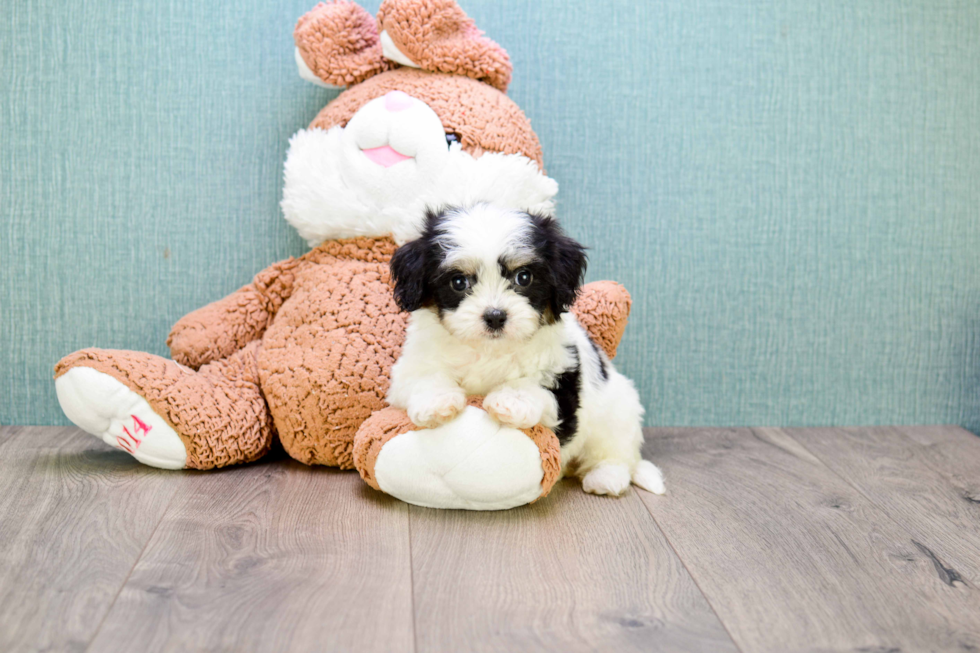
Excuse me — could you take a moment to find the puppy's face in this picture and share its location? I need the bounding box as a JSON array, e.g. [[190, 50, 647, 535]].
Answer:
[[391, 205, 587, 345]]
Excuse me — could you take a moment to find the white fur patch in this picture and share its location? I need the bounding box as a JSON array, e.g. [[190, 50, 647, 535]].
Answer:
[[631, 459, 667, 495], [484, 386, 546, 429], [281, 96, 558, 246], [406, 381, 466, 428], [435, 205, 536, 268], [582, 463, 632, 496], [388, 309, 572, 401]]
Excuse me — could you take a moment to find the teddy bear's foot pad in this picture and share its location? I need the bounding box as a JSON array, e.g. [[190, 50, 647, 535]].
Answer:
[[373, 406, 546, 511], [55, 367, 187, 469]]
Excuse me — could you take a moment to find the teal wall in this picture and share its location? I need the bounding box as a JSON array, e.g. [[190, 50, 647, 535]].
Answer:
[[3, 1, 979, 429]]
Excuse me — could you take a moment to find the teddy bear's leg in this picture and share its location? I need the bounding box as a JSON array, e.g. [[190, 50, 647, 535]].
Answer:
[[54, 341, 274, 470], [353, 399, 561, 510]]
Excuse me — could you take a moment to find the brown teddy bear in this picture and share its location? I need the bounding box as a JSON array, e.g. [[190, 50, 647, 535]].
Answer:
[[54, 0, 632, 510]]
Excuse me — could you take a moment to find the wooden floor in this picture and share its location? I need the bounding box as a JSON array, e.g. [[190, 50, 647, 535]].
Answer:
[[1, 426, 979, 652]]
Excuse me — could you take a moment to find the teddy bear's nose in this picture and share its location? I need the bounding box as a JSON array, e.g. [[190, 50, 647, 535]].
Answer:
[[384, 91, 414, 112]]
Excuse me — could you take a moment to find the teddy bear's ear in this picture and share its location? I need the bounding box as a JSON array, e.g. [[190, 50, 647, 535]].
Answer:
[[294, 1, 389, 88], [377, 0, 513, 92]]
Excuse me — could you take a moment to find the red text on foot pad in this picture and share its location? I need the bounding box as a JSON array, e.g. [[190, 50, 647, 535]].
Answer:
[[117, 414, 152, 453]]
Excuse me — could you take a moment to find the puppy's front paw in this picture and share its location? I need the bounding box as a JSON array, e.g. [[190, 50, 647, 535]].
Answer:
[[582, 463, 632, 497], [484, 388, 543, 429], [408, 390, 466, 428]]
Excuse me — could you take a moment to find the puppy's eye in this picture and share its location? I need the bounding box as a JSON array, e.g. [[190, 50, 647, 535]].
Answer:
[[445, 132, 461, 149], [450, 275, 469, 292], [514, 269, 533, 287]]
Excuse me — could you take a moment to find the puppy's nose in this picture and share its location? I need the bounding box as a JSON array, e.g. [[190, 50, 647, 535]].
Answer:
[[483, 308, 507, 331], [384, 91, 413, 112]]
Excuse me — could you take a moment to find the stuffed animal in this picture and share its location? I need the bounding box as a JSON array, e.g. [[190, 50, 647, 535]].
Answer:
[[54, 0, 632, 510]]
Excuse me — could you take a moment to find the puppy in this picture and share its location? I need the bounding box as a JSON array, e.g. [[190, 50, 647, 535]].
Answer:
[[386, 204, 665, 497]]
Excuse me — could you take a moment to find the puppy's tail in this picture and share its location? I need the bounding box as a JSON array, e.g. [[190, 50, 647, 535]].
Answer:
[[631, 459, 666, 495]]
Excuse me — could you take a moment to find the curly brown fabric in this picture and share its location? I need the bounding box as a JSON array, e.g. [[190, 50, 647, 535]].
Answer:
[[571, 281, 632, 360], [54, 342, 275, 470], [310, 69, 543, 170], [523, 425, 562, 500], [258, 236, 407, 469], [294, 1, 389, 87], [167, 257, 305, 370], [378, 0, 512, 92], [352, 398, 562, 500]]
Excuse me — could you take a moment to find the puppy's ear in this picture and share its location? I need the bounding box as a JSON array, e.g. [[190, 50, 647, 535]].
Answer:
[[390, 237, 429, 312], [532, 214, 588, 317]]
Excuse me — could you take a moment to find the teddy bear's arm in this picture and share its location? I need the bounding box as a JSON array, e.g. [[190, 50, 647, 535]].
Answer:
[[572, 281, 632, 360], [167, 258, 304, 369]]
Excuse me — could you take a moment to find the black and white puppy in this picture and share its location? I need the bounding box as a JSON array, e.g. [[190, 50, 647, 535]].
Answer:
[[387, 204, 665, 496]]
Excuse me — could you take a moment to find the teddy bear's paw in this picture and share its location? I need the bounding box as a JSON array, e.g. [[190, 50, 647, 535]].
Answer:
[[407, 389, 466, 428], [371, 406, 546, 510], [631, 459, 667, 495], [582, 463, 632, 497], [484, 388, 543, 429], [55, 367, 187, 470]]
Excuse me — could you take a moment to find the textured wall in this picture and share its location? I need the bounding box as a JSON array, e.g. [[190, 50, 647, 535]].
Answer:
[[2, 0, 979, 429]]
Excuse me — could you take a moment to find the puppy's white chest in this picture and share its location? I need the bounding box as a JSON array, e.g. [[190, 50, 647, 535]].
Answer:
[[453, 351, 526, 395], [449, 337, 570, 396]]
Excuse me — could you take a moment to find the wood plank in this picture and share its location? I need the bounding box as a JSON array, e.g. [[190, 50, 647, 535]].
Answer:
[[639, 427, 980, 653], [893, 425, 980, 481], [0, 426, 184, 652], [781, 426, 980, 586], [88, 458, 414, 653], [0, 424, 27, 454], [409, 481, 738, 653]]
